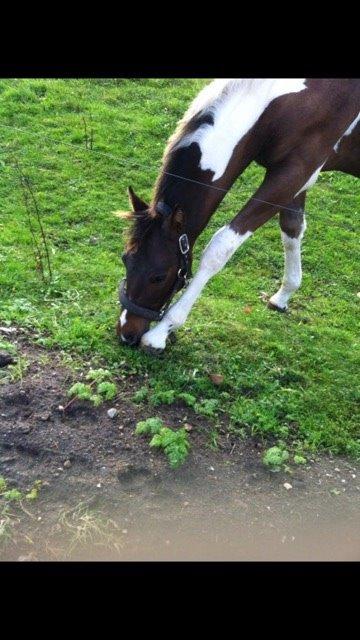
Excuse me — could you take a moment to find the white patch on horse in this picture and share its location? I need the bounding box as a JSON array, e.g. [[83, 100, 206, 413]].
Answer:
[[344, 111, 360, 137], [120, 309, 127, 327], [269, 217, 307, 310], [174, 79, 307, 181], [141, 226, 252, 351], [295, 164, 325, 197], [334, 111, 360, 152]]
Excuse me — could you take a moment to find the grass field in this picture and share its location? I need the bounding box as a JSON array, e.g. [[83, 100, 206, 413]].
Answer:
[[0, 78, 359, 458]]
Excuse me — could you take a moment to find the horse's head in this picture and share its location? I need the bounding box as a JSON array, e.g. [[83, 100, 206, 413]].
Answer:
[[117, 187, 190, 346]]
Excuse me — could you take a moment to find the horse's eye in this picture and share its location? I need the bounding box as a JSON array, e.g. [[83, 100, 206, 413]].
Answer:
[[149, 273, 166, 284]]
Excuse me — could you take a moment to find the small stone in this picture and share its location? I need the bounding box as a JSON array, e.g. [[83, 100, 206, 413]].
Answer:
[[107, 408, 118, 419], [0, 326, 16, 334], [209, 466, 215, 472], [283, 482, 293, 490], [18, 555, 33, 562], [89, 236, 99, 245], [351, 474, 356, 479], [40, 412, 51, 421], [341, 479, 346, 484], [37, 516, 42, 521], [334, 467, 340, 472], [184, 423, 193, 431], [96, 483, 101, 488], [21, 426, 31, 434], [63, 460, 71, 469], [58, 405, 64, 412], [122, 529, 128, 534], [183, 501, 189, 507]]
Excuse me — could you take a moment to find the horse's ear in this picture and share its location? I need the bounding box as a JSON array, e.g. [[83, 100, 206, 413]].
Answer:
[[162, 207, 186, 236], [128, 186, 149, 212]]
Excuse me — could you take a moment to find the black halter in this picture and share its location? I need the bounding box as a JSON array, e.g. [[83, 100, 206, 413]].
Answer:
[[119, 201, 191, 322]]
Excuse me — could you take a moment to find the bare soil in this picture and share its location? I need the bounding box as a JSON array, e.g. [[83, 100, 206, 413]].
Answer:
[[1, 336, 359, 561]]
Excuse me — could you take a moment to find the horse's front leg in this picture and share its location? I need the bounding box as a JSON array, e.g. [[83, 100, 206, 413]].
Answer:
[[141, 227, 252, 353], [141, 159, 319, 353]]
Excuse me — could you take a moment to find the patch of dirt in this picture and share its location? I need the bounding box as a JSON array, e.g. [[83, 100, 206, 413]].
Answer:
[[0, 334, 359, 561]]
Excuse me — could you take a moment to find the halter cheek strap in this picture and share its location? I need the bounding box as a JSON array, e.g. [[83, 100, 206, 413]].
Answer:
[[119, 280, 165, 321]]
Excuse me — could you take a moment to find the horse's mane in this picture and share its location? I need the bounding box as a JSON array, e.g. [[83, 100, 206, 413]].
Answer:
[[115, 80, 231, 250], [115, 208, 159, 253]]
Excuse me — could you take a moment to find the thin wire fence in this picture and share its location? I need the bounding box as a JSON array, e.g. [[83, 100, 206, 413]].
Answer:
[[0, 80, 359, 222]]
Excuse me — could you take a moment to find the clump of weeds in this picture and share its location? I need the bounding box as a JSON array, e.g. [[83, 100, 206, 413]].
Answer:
[[0, 477, 42, 548], [134, 417, 190, 468], [66, 368, 117, 409], [262, 446, 290, 471]]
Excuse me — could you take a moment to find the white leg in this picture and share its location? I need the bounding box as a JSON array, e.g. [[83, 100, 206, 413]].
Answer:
[[269, 216, 307, 311], [141, 225, 252, 351]]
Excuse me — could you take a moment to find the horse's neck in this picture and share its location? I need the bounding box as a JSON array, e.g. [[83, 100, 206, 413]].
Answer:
[[153, 153, 250, 247]]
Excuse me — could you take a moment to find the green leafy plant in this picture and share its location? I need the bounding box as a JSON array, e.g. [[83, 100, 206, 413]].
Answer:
[[135, 417, 164, 435], [150, 427, 190, 469], [150, 389, 176, 406], [263, 446, 290, 471], [2, 489, 22, 502], [294, 454, 307, 465], [134, 418, 190, 468], [132, 386, 149, 403], [25, 480, 43, 501], [177, 392, 196, 407], [68, 382, 93, 401], [0, 477, 42, 503], [194, 398, 219, 417], [67, 369, 117, 407], [86, 368, 112, 383], [97, 381, 117, 400]]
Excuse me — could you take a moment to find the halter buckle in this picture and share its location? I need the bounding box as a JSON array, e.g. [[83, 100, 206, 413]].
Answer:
[[179, 233, 189, 255]]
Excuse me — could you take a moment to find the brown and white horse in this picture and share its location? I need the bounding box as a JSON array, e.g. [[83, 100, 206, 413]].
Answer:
[[117, 79, 360, 353]]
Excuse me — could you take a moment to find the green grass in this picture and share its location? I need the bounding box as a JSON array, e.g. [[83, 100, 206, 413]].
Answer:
[[0, 79, 359, 457]]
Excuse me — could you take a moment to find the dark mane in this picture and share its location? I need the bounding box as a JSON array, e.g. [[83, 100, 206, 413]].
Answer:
[[126, 209, 159, 253], [123, 108, 216, 253]]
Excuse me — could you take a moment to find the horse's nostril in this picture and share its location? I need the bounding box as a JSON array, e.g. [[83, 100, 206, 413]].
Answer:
[[122, 333, 139, 346]]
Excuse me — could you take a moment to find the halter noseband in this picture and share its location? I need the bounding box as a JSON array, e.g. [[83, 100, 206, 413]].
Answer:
[[119, 201, 191, 322]]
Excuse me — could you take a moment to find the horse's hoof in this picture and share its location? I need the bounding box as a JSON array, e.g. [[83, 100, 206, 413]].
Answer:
[[168, 333, 177, 344], [267, 301, 287, 313], [141, 344, 165, 357]]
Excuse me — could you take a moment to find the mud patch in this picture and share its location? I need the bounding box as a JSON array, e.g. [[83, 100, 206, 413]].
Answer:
[[0, 336, 359, 561]]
